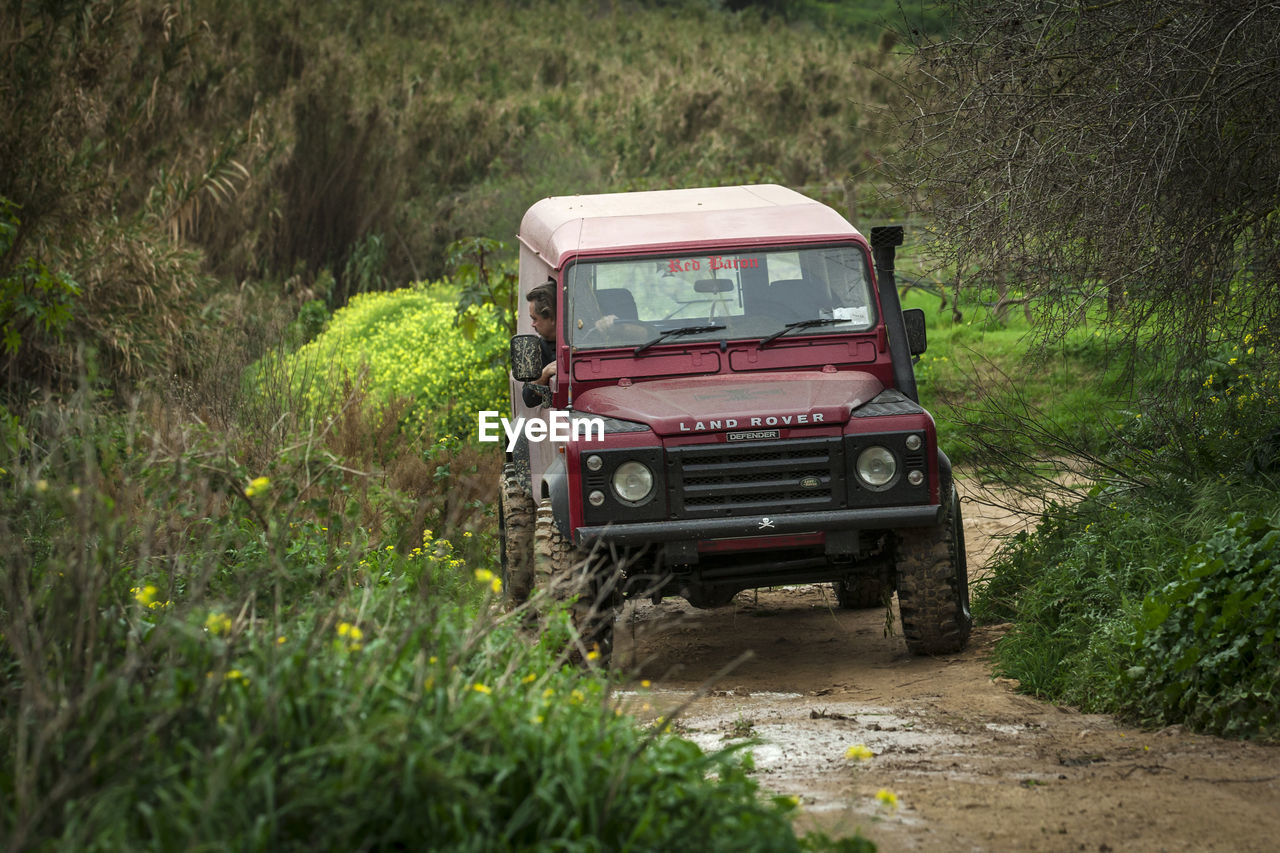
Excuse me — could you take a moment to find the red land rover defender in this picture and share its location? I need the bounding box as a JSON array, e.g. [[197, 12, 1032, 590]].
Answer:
[[499, 185, 970, 661]]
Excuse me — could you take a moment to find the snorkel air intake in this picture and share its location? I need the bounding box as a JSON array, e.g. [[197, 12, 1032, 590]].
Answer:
[[871, 225, 918, 403]]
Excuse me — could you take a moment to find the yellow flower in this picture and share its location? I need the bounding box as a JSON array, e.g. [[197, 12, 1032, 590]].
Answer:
[[640, 679, 651, 688], [875, 789, 898, 810], [225, 669, 250, 686], [204, 611, 232, 635], [475, 568, 502, 593], [132, 585, 158, 607], [337, 622, 363, 641], [277, 635, 287, 645], [463, 531, 473, 538], [522, 673, 538, 684], [244, 476, 271, 498], [472, 683, 492, 694], [845, 744, 875, 761]]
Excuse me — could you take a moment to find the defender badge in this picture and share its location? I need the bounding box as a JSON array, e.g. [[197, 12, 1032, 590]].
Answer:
[[727, 429, 780, 442], [758, 517, 775, 529]]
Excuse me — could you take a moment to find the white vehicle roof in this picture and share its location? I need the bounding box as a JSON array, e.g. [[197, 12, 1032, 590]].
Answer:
[[518, 184, 861, 268]]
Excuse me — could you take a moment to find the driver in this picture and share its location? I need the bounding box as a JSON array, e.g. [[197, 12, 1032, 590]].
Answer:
[[523, 281, 557, 408]]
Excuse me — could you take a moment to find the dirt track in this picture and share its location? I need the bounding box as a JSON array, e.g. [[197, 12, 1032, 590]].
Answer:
[[613, 492, 1280, 851]]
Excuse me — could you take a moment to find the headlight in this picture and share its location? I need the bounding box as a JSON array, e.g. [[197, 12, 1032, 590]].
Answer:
[[856, 446, 897, 487], [612, 461, 654, 503]]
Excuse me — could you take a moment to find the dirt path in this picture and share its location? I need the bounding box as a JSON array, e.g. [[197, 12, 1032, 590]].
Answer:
[[613, 493, 1280, 851]]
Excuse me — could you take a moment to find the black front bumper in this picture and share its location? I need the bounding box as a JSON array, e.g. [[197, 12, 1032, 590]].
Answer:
[[575, 503, 942, 547]]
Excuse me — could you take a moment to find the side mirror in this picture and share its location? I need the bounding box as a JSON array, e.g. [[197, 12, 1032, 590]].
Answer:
[[903, 308, 927, 356], [510, 334, 544, 382]]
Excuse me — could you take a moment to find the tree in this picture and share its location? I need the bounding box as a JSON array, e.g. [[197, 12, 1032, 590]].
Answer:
[[893, 0, 1280, 366]]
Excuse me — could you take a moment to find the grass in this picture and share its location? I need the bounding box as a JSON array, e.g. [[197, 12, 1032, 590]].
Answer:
[[900, 274, 1141, 469]]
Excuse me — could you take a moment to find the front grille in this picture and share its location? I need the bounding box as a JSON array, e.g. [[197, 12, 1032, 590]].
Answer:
[[667, 438, 845, 517]]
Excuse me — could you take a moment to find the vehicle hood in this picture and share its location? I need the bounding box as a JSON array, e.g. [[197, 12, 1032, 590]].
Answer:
[[573, 371, 884, 436]]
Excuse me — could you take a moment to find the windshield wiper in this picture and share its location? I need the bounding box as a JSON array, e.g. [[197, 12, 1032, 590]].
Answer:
[[757, 317, 846, 349], [633, 324, 726, 356]]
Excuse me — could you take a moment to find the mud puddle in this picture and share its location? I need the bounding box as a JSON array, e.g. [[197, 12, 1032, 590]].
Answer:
[[612, 492, 1280, 851]]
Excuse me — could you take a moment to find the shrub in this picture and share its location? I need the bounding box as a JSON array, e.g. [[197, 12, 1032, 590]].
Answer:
[[272, 284, 508, 443], [1128, 512, 1280, 738]]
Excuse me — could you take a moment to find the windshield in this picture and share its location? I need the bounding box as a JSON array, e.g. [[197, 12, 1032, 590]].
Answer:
[[566, 245, 876, 350]]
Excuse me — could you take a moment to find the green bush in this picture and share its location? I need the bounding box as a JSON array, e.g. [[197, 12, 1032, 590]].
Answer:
[[273, 284, 508, 442], [1128, 512, 1280, 738], [0, 198, 80, 359]]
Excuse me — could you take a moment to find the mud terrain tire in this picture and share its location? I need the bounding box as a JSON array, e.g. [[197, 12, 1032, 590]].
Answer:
[[833, 576, 887, 609], [533, 499, 615, 665], [895, 488, 971, 655], [498, 464, 536, 603]]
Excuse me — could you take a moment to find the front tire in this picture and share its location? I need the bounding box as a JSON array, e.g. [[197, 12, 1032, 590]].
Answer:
[[895, 487, 971, 655], [498, 464, 535, 603]]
